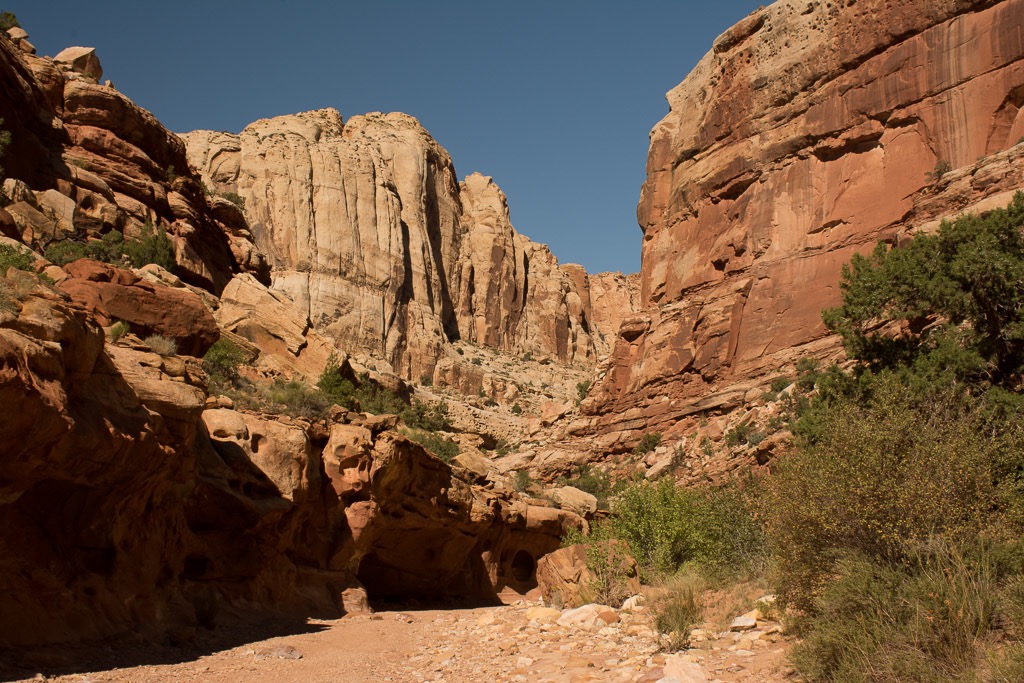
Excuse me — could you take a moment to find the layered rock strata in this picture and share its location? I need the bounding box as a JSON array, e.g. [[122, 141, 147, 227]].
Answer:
[[183, 112, 628, 380], [0, 30, 266, 292], [574, 0, 1024, 450], [0, 265, 584, 645]]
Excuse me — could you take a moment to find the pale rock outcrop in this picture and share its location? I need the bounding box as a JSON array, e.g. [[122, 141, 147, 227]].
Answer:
[[53, 46, 102, 80], [578, 0, 1024, 451], [184, 112, 625, 380]]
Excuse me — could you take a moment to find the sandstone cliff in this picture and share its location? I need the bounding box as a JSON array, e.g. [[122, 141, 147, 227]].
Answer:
[[0, 31, 266, 291], [183, 112, 628, 381], [572, 0, 1024, 453]]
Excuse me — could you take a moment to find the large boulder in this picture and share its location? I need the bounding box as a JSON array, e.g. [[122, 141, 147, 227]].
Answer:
[[59, 259, 219, 356], [53, 46, 102, 80], [536, 541, 640, 608]]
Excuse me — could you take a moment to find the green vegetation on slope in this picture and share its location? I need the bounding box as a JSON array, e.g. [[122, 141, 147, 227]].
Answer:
[[565, 195, 1024, 679]]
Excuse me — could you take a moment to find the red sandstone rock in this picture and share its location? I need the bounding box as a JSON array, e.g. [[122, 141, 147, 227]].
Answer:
[[59, 259, 219, 356], [579, 0, 1024, 453]]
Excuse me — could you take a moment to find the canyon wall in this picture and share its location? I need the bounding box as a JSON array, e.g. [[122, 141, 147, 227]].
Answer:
[[184, 113, 626, 381], [0, 33, 266, 292], [572, 0, 1024, 450]]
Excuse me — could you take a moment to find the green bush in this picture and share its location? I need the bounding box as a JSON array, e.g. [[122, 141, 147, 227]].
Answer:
[[0, 243, 33, 273], [653, 573, 705, 651], [511, 402, 523, 415], [45, 223, 175, 272], [561, 524, 638, 607], [108, 320, 130, 343], [723, 422, 753, 447], [608, 479, 763, 578], [0, 11, 19, 32], [632, 432, 662, 456], [823, 192, 1024, 389], [576, 380, 591, 403], [766, 375, 1019, 615], [264, 379, 332, 421], [221, 192, 245, 209], [124, 221, 175, 271], [407, 431, 459, 463], [792, 542, 1004, 682], [203, 338, 247, 385], [513, 469, 535, 493], [409, 400, 451, 431], [316, 353, 356, 408]]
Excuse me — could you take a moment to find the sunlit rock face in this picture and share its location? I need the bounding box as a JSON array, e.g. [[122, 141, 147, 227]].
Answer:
[[184, 112, 630, 380], [575, 0, 1024, 446]]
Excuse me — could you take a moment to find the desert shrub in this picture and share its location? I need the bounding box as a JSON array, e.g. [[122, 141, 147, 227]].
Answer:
[[419, 373, 432, 386], [401, 399, 451, 431], [0, 12, 19, 32], [264, 379, 331, 421], [144, 334, 177, 356], [408, 431, 459, 463], [511, 402, 523, 415], [576, 380, 590, 403], [723, 422, 753, 447], [653, 572, 705, 651], [316, 352, 356, 408], [823, 192, 1024, 389], [203, 338, 247, 385], [124, 221, 175, 271], [0, 243, 33, 273], [221, 192, 245, 209], [513, 469, 535, 493], [765, 377, 1015, 614], [632, 431, 662, 456], [609, 479, 763, 578], [792, 541, 1004, 682], [769, 375, 792, 393], [44, 224, 175, 271], [926, 159, 953, 183], [43, 240, 90, 266], [107, 320, 130, 343], [562, 524, 638, 608]]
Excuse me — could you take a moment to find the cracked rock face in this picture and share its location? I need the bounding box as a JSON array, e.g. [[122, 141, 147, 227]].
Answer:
[[576, 0, 1024, 447], [183, 112, 625, 380]]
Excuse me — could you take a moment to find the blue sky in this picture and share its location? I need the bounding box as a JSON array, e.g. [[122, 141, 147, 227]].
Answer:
[[8, 0, 762, 274]]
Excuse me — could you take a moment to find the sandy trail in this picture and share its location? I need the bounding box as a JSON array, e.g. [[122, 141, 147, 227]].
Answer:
[[0, 603, 792, 683]]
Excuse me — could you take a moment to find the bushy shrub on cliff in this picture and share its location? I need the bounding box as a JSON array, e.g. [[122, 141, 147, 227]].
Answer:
[[0, 243, 33, 273], [44, 222, 176, 272], [766, 194, 1024, 680], [0, 11, 19, 32]]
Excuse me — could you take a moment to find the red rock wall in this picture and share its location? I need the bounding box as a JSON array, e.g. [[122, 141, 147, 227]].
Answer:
[[576, 0, 1024, 448], [0, 33, 265, 292]]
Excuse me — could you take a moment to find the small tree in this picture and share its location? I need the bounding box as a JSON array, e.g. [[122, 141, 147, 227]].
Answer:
[[0, 12, 19, 33], [823, 192, 1024, 389]]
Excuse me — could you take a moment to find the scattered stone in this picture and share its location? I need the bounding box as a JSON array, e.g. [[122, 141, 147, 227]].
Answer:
[[253, 645, 302, 661]]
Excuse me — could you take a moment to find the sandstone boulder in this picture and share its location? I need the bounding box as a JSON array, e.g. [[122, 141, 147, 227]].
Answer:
[[54, 46, 102, 80], [59, 259, 219, 356], [536, 542, 640, 609], [548, 485, 598, 517]]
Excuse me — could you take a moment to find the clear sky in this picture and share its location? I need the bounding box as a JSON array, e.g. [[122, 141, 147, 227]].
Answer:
[[7, 0, 762, 275]]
